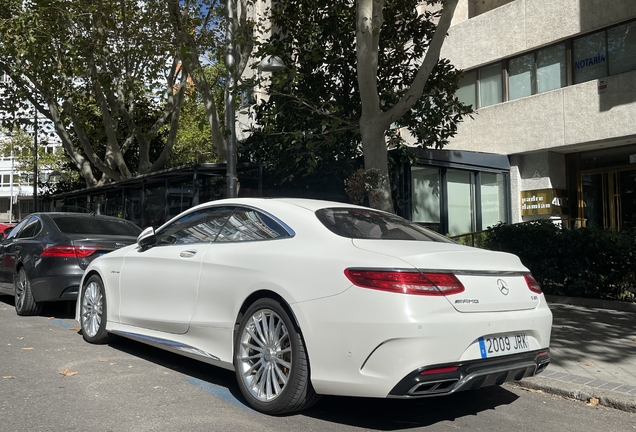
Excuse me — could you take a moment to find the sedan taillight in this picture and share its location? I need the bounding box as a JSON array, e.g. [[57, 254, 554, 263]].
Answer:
[[524, 274, 542, 294], [344, 269, 465, 296], [40, 246, 100, 258]]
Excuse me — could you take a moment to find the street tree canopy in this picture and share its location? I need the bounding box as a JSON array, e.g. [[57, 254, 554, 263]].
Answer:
[[168, 0, 258, 164], [0, 0, 190, 187], [243, 0, 470, 210]]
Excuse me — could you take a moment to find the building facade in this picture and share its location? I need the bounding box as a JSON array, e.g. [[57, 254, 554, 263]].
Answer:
[[409, 0, 636, 234]]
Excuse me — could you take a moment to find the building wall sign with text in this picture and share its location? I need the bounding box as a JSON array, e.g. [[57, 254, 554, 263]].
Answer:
[[520, 189, 567, 216]]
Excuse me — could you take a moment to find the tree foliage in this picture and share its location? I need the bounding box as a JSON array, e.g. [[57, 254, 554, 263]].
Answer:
[[168, 0, 258, 164], [0, 127, 65, 174], [169, 64, 227, 167], [242, 0, 470, 207], [0, 0, 193, 187]]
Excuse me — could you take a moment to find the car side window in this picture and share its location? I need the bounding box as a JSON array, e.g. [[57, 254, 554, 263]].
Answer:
[[155, 207, 234, 245], [4, 218, 30, 241], [15, 218, 41, 239], [216, 207, 291, 242]]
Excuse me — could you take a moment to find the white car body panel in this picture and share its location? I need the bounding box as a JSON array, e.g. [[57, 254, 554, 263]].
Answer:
[[119, 243, 211, 334], [76, 197, 552, 401]]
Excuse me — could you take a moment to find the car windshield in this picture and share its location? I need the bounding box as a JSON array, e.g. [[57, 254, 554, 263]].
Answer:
[[50, 215, 142, 236], [315, 208, 454, 243]]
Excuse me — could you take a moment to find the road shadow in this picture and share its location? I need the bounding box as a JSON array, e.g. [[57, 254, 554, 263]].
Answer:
[[0, 294, 76, 319], [107, 334, 519, 429], [302, 386, 519, 430]]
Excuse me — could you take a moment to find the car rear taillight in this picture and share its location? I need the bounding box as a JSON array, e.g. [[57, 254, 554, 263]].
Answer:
[[524, 274, 542, 294], [344, 269, 465, 296], [40, 245, 100, 258]]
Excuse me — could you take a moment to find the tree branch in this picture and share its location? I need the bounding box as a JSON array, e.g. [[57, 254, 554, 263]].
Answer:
[[384, 0, 459, 124]]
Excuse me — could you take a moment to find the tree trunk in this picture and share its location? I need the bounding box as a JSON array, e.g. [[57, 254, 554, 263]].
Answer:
[[356, 0, 459, 213], [360, 120, 393, 212]]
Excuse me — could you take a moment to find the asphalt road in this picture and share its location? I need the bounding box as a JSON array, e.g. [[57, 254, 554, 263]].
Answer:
[[1, 295, 635, 432]]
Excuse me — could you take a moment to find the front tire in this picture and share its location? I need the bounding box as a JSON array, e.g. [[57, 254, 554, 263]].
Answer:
[[234, 298, 319, 414], [80, 275, 112, 344], [14, 267, 42, 316]]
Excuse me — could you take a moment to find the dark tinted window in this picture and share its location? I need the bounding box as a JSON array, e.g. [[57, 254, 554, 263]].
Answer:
[[51, 216, 141, 236], [216, 207, 291, 242], [156, 207, 234, 245], [5, 218, 31, 240], [316, 208, 454, 243], [16, 218, 42, 239]]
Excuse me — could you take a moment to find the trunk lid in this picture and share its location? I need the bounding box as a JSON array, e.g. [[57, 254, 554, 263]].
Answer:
[[351, 239, 541, 312], [69, 235, 137, 270]]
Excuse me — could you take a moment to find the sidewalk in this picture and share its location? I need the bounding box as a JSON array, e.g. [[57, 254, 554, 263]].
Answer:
[[516, 295, 636, 412]]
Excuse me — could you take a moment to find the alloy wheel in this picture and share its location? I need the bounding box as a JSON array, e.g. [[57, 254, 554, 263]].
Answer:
[[15, 270, 27, 311], [237, 309, 292, 402], [82, 281, 103, 338]]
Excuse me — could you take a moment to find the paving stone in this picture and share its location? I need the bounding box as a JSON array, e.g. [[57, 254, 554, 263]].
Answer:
[[613, 385, 636, 393], [586, 379, 609, 388], [559, 374, 579, 382], [572, 376, 594, 384], [599, 382, 623, 390]]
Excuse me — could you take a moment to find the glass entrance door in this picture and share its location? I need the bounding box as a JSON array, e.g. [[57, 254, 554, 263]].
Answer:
[[619, 170, 636, 230], [581, 168, 636, 230]]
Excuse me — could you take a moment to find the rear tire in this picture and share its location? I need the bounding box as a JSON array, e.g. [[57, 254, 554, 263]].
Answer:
[[14, 267, 42, 316], [234, 298, 320, 414], [80, 275, 112, 344]]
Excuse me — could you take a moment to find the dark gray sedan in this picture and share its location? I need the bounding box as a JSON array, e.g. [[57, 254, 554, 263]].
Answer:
[[0, 212, 141, 316]]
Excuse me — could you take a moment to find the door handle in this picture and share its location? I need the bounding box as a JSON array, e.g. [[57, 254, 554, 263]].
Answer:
[[179, 250, 197, 258]]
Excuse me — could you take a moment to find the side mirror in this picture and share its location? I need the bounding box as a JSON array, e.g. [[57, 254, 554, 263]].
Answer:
[[137, 227, 156, 249]]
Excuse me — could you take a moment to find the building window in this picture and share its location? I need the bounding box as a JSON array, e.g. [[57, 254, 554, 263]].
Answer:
[[508, 43, 566, 101], [509, 54, 535, 100], [238, 85, 256, 108], [410, 166, 508, 236], [447, 169, 475, 236], [411, 166, 441, 231], [456, 64, 503, 109], [456, 20, 636, 108], [608, 21, 636, 76], [573, 31, 607, 84], [456, 71, 477, 108], [479, 63, 503, 107], [536, 43, 567, 93], [480, 172, 507, 229]]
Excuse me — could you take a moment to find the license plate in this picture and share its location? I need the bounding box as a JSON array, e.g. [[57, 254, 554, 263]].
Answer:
[[478, 333, 529, 358]]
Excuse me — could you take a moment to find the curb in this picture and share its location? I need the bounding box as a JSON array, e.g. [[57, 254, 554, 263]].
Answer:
[[511, 376, 636, 413]]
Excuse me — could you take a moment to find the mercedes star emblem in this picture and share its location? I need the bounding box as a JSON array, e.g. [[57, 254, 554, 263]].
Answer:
[[497, 279, 509, 295]]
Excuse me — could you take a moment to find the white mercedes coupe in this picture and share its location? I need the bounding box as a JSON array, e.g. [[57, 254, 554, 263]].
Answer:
[[76, 198, 552, 414]]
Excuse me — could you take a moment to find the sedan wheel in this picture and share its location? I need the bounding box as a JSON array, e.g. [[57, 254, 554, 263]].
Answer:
[[80, 275, 111, 344], [14, 267, 42, 316], [234, 298, 319, 414]]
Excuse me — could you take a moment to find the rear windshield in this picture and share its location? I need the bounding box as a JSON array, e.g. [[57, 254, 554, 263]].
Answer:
[[51, 215, 142, 236], [315, 208, 454, 243]]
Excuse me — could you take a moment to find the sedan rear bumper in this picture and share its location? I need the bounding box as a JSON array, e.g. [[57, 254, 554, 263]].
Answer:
[[31, 274, 81, 302], [388, 349, 550, 398]]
